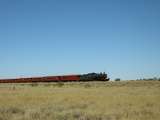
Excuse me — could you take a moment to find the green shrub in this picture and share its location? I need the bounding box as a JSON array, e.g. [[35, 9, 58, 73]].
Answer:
[[115, 78, 121, 81], [30, 83, 38, 87], [56, 82, 64, 87]]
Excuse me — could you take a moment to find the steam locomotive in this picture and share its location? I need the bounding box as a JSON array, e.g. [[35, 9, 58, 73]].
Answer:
[[0, 72, 109, 83]]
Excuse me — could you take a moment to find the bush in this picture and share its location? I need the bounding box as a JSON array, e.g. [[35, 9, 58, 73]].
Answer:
[[56, 82, 64, 87], [84, 83, 91, 88], [115, 78, 121, 81], [30, 83, 38, 87]]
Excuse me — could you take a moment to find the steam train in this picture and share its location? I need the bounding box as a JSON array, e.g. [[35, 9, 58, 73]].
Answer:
[[0, 73, 109, 83]]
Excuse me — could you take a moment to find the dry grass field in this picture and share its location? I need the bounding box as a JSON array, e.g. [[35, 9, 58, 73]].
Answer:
[[0, 81, 159, 120]]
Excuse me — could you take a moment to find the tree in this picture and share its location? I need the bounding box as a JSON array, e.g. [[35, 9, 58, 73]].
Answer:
[[115, 78, 121, 81]]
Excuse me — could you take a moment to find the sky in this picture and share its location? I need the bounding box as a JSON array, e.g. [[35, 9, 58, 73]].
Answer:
[[0, 0, 160, 80]]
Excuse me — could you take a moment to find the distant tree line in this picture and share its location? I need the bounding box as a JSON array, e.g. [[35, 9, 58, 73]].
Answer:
[[137, 77, 160, 81], [114, 77, 160, 81]]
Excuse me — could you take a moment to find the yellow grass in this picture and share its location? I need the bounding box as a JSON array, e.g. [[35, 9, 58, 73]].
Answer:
[[0, 81, 160, 120]]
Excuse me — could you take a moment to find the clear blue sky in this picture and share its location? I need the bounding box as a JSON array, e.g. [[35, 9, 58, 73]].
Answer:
[[0, 0, 160, 80]]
